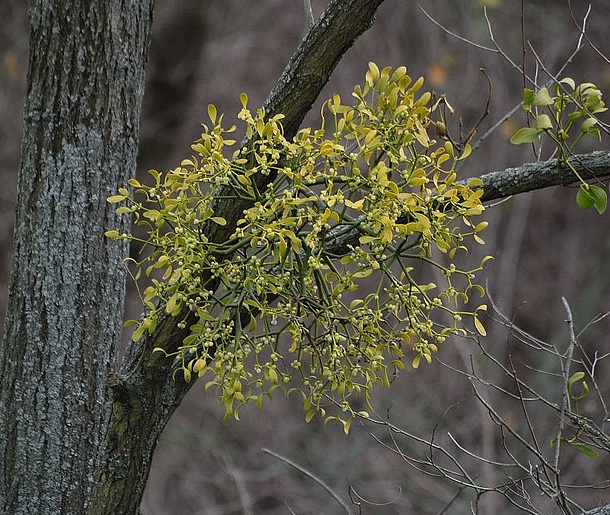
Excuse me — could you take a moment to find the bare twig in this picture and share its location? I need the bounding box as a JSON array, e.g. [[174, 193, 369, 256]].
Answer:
[[567, 1, 610, 66], [556, 298, 578, 458], [262, 448, 354, 514], [348, 484, 402, 507], [417, 4, 497, 53], [221, 452, 254, 515]]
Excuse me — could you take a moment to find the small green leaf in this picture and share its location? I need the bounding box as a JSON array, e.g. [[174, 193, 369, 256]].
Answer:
[[535, 114, 553, 130], [568, 371, 585, 388], [341, 417, 352, 434], [359, 235, 377, 244], [573, 443, 599, 459], [523, 88, 536, 106], [568, 371, 589, 400], [532, 87, 554, 106], [576, 185, 595, 209], [193, 359, 207, 374], [577, 184, 607, 214], [580, 117, 598, 132], [210, 216, 227, 226], [165, 293, 181, 315], [368, 61, 380, 83], [474, 316, 487, 336], [510, 127, 543, 144], [107, 195, 127, 204], [207, 104, 217, 124], [132, 320, 148, 341]]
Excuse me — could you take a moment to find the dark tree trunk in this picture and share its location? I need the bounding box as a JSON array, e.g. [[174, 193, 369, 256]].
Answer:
[[0, 1, 153, 513]]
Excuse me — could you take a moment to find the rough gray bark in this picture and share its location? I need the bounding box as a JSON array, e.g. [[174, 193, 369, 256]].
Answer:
[[0, 1, 153, 514], [477, 150, 610, 201]]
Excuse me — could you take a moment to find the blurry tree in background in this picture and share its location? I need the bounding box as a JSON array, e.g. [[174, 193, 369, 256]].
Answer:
[[1, 1, 610, 514]]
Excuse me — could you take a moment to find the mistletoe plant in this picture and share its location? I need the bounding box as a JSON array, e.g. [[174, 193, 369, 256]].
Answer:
[[510, 78, 608, 214], [107, 63, 489, 432]]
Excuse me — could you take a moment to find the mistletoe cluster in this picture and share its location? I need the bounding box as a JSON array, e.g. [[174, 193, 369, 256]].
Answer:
[[107, 63, 489, 431], [511, 78, 608, 213]]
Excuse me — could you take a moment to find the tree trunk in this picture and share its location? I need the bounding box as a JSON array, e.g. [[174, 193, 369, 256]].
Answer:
[[0, 2, 153, 514]]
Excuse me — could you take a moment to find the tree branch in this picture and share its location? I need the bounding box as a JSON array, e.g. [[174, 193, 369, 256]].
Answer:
[[477, 150, 610, 202], [91, 1, 387, 512], [317, 150, 610, 259], [210, 0, 387, 243]]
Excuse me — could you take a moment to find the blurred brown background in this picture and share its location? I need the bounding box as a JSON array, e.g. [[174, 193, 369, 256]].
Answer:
[[2, 1, 610, 513]]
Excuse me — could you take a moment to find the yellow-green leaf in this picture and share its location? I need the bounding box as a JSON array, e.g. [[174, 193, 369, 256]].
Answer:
[[532, 87, 554, 106], [510, 127, 543, 144], [207, 104, 217, 124], [474, 316, 487, 336]]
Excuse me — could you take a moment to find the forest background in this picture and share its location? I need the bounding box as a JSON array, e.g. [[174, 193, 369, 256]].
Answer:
[[1, 0, 610, 513]]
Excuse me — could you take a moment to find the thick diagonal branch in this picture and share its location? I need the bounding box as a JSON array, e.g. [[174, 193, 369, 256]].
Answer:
[[90, 1, 387, 513]]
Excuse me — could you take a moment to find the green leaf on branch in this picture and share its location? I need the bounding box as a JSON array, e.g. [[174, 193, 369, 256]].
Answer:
[[576, 184, 607, 214], [568, 371, 590, 401], [523, 88, 536, 107], [550, 436, 600, 459], [573, 443, 600, 459], [532, 87, 554, 106], [510, 127, 543, 144], [535, 114, 553, 130]]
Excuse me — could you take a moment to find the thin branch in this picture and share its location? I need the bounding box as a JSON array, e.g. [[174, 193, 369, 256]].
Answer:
[[556, 298, 577, 464], [262, 448, 354, 514], [221, 453, 254, 515], [446, 432, 515, 468], [348, 484, 402, 508], [416, 4, 497, 53], [567, 1, 610, 66], [520, 0, 526, 92]]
